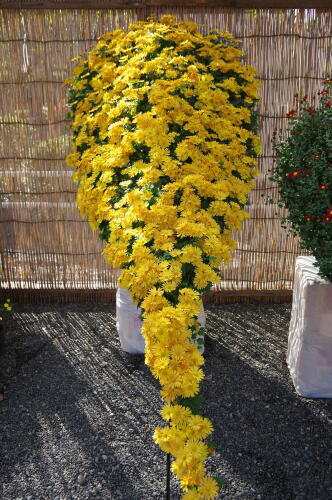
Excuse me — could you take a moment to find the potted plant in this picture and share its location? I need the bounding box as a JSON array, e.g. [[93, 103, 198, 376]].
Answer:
[[64, 15, 260, 497], [0, 298, 12, 354], [270, 79, 332, 397], [271, 79, 332, 281]]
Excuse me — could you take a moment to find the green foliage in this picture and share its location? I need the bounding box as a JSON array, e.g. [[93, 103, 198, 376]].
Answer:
[[176, 395, 205, 415], [213, 477, 228, 488], [270, 80, 332, 282], [98, 220, 111, 242]]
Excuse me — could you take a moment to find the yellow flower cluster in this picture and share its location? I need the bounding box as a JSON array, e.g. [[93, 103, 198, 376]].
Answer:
[[64, 15, 260, 499], [0, 298, 12, 321]]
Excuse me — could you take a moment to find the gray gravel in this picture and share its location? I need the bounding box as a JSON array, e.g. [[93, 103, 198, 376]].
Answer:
[[0, 302, 332, 500]]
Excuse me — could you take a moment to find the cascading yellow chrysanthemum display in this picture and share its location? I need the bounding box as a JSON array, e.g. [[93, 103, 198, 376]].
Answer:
[[64, 15, 260, 499]]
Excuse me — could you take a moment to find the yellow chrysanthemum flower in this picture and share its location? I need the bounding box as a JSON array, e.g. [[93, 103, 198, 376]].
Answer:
[[185, 415, 214, 440], [197, 477, 220, 500], [161, 403, 193, 425], [182, 489, 202, 500]]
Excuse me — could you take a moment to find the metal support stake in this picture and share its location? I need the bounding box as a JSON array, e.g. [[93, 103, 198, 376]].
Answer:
[[166, 453, 171, 499]]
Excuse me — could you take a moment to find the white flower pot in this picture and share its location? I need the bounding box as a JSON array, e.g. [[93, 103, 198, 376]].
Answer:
[[287, 256, 332, 397]]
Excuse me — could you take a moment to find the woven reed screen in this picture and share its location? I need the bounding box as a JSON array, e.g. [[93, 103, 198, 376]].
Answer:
[[1, 7, 331, 301]]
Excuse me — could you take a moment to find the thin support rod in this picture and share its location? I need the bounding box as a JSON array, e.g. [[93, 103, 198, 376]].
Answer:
[[166, 453, 171, 500]]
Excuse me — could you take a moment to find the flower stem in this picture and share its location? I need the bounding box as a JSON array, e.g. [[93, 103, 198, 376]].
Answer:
[[166, 453, 171, 500]]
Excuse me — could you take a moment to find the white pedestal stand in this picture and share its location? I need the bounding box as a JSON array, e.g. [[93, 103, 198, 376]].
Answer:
[[287, 256, 332, 397]]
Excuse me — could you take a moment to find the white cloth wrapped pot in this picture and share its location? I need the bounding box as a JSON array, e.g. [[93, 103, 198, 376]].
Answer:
[[116, 287, 207, 355], [287, 256, 332, 397]]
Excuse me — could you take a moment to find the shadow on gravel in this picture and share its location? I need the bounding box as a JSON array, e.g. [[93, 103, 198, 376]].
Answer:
[[0, 303, 164, 499], [202, 303, 332, 500], [1, 302, 331, 500], [0, 344, 140, 499]]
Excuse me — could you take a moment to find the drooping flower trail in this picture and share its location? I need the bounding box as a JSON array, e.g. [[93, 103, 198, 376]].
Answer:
[[64, 16, 260, 499]]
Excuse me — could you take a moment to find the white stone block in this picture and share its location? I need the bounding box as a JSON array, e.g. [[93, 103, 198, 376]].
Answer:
[[287, 256, 332, 397], [116, 287, 146, 355]]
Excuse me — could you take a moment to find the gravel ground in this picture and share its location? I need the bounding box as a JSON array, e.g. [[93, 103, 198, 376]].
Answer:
[[0, 302, 332, 500]]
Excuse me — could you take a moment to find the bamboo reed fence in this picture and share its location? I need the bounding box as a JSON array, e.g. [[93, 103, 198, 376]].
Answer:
[[1, 5, 331, 303]]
